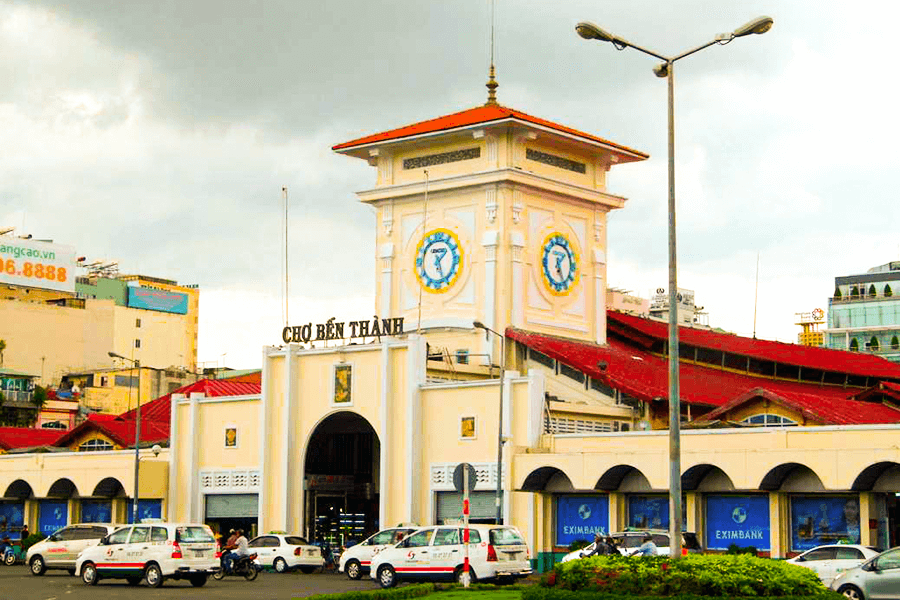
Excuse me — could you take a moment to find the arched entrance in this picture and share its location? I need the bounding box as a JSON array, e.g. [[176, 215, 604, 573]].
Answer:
[[303, 411, 380, 546]]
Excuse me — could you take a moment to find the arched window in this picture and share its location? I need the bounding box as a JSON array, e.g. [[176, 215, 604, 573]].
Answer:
[[741, 414, 797, 427], [892, 336, 899, 350], [850, 338, 859, 351], [41, 421, 67, 430], [850, 286, 860, 299], [868, 284, 878, 298], [885, 285, 893, 297], [870, 336, 880, 351], [79, 438, 114, 452], [833, 287, 842, 300]]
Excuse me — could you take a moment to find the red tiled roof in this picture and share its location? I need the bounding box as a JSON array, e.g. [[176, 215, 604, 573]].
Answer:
[[219, 372, 261, 384], [118, 379, 261, 427], [53, 419, 170, 449], [607, 311, 900, 381], [506, 326, 900, 425], [332, 104, 649, 161], [0, 427, 66, 450]]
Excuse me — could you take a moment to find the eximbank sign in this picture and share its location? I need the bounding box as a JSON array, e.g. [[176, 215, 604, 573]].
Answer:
[[0, 238, 76, 293]]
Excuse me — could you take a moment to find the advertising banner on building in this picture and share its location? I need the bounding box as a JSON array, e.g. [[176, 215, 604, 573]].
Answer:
[[0, 238, 75, 293], [628, 495, 669, 529], [705, 495, 770, 550], [127, 286, 189, 314], [556, 495, 609, 546], [0, 502, 25, 534], [128, 499, 163, 523], [790, 496, 860, 551], [80, 500, 112, 523], [38, 501, 68, 536]]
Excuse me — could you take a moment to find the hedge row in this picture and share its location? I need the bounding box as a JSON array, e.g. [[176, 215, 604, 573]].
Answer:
[[302, 583, 435, 600], [523, 590, 844, 600], [544, 554, 829, 597]]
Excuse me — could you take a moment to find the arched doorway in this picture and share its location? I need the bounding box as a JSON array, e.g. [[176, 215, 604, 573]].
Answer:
[[303, 411, 380, 546]]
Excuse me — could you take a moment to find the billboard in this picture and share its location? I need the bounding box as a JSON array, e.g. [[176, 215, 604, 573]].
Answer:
[[790, 496, 860, 551], [556, 495, 609, 546], [127, 286, 189, 314], [0, 238, 76, 293], [706, 495, 770, 550]]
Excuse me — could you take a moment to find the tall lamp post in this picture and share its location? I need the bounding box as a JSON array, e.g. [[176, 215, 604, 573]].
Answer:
[[575, 16, 773, 554], [473, 320, 504, 525], [110, 351, 142, 524]]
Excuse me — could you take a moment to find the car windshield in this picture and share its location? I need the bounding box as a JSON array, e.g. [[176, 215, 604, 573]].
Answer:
[[285, 536, 308, 546], [176, 526, 215, 543], [489, 528, 524, 545]]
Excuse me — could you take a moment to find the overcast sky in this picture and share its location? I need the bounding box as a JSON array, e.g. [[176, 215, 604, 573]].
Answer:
[[2, 0, 897, 369]]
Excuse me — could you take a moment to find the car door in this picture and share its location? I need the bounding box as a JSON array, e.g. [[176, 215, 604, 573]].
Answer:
[[398, 529, 434, 580], [44, 526, 77, 567], [97, 527, 133, 575], [798, 547, 836, 583], [868, 548, 900, 600], [831, 547, 865, 585], [357, 529, 396, 569], [430, 528, 461, 579], [249, 535, 279, 566]]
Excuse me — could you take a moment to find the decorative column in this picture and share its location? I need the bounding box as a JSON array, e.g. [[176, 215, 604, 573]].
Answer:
[[282, 345, 298, 531], [167, 393, 182, 522], [258, 347, 271, 534], [593, 248, 607, 345], [188, 392, 202, 523], [482, 230, 499, 359], [510, 231, 525, 328], [768, 492, 785, 558], [379, 242, 394, 317]]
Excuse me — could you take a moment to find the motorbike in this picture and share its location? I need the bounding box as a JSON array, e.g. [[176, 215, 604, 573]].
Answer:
[[213, 553, 260, 581], [2, 544, 23, 566]]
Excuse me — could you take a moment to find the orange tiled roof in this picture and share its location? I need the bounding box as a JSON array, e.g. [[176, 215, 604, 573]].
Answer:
[[332, 104, 648, 160]]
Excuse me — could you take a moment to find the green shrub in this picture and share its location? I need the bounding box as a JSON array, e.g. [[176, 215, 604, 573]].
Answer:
[[523, 590, 842, 600], [542, 554, 827, 597], [21, 532, 46, 554], [727, 544, 759, 556], [302, 582, 434, 600], [568, 539, 591, 552]]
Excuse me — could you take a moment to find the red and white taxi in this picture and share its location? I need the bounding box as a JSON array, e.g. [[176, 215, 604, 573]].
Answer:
[[339, 526, 418, 579]]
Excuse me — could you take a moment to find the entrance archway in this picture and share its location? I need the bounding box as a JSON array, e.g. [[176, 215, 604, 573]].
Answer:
[[303, 411, 380, 546]]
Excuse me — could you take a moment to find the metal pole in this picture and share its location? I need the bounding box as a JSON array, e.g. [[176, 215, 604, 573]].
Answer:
[[666, 61, 683, 557], [132, 359, 141, 524], [496, 334, 505, 525]]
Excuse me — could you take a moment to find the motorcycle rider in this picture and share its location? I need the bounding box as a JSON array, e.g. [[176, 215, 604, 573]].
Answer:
[[223, 528, 250, 573]]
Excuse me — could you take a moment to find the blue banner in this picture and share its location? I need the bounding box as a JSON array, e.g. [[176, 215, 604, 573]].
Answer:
[[128, 499, 162, 524], [556, 495, 609, 546], [39, 501, 68, 536], [706, 495, 770, 550], [80, 500, 112, 523], [791, 496, 860, 551], [628, 495, 669, 529], [127, 286, 188, 314], [0, 502, 25, 536]]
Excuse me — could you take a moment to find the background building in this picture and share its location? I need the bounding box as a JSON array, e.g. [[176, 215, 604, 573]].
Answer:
[[826, 261, 900, 362]]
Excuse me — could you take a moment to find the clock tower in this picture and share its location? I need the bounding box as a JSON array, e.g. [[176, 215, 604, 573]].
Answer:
[[333, 94, 647, 356]]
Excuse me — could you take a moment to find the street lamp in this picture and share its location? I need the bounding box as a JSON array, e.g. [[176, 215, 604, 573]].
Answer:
[[473, 320, 505, 525], [109, 350, 142, 524], [576, 16, 772, 555]]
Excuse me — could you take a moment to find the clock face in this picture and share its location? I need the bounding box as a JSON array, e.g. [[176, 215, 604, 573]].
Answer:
[[541, 232, 579, 295], [415, 228, 463, 293]]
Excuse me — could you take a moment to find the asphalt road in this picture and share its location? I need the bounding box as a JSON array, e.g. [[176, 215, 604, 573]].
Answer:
[[0, 565, 376, 600]]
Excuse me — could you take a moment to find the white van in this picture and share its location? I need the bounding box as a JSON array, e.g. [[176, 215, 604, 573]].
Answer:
[[27, 524, 118, 576], [75, 523, 218, 587], [369, 524, 531, 588]]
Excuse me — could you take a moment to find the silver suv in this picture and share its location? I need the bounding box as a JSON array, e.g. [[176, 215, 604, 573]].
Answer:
[[27, 524, 118, 575]]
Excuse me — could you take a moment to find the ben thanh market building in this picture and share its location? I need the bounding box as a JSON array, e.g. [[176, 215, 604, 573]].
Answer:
[[3, 89, 900, 568]]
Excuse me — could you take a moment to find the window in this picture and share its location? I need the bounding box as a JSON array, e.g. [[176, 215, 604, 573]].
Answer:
[[559, 362, 585, 384], [432, 528, 460, 546], [114, 375, 137, 387], [79, 438, 114, 452], [285, 536, 308, 546], [367, 530, 396, 545], [107, 527, 132, 545], [176, 526, 215, 543], [130, 527, 150, 543], [134, 339, 141, 348], [590, 378, 615, 398], [835, 547, 864, 560], [92, 526, 111, 538], [403, 530, 433, 548], [455, 349, 469, 364], [489, 528, 525, 545], [803, 548, 835, 562], [135, 318, 141, 328], [41, 421, 67, 429], [250, 536, 280, 548], [150, 527, 168, 542], [53, 527, 79, 541], [529, 348, 555, 369], [741, 414, 797, 427], [876, 548, 900, 570]]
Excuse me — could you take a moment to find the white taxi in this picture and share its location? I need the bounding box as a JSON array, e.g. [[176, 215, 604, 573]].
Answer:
[[369, 524, 531, 588], [75, 523, 218, 588], [339, 526, 418, 579], [248, 533, 324, 573], [26, 524, 118, 576]]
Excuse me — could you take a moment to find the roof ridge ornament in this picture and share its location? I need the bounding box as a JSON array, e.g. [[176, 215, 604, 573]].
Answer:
[[485, 63, 499, 106]]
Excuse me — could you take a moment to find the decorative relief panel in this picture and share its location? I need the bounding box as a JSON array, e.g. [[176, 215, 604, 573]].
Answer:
[[485, 188, 498, 224], [382, 203, 394, 236], [526, 148, 586, 174], [403, 147, 481, 170], [430, 463, 498, 491], [200, 469, 261, 492]]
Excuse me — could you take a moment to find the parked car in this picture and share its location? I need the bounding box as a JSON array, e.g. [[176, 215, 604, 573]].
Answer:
[[369, 524, 531, 588], [27, 524, 118, 576], [339, 526, 418, 580], [248, 533, 324, 573], [75, 523, 218, 588], [830, 546, 900, 599], [787, 544, 880, 587], [560, 530, 702, 562]]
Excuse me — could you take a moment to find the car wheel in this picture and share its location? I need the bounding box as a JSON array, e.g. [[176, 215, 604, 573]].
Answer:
[[29, 555, 46, 576], [377, 565, 397, 588], [243, 564, 259, 581], [190, 574, 208, 587], [839, 585, 865, 600], [299, 565, 316, 574], [273, 557, 288, 573], [144, 563, 164, 588], [345, 559, 362, 580], [81, 562, 99, 586], [454, 566, 477, 585], [126, 576, 141, 586]]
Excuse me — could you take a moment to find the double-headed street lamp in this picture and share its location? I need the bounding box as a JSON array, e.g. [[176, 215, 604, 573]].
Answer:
[[109, 351, 142, 524], [473, 320, 504, 525], [575, 16, 773, 554]]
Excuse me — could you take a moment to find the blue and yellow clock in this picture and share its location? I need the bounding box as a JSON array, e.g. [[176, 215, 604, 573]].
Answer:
[[415, 228, 463, 293], [541, 232, 579, 296]]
